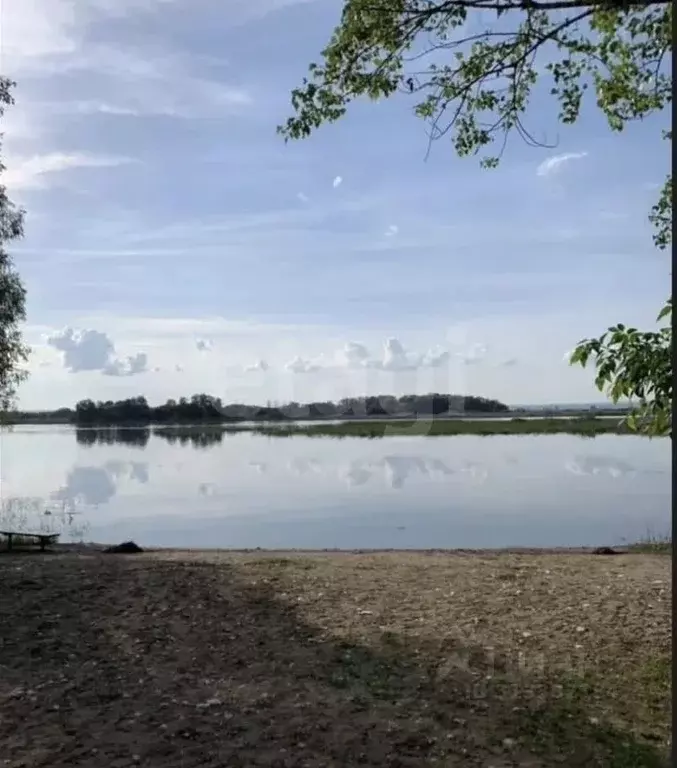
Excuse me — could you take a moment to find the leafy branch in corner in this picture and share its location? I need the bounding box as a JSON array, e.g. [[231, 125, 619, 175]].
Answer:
[[279, 0, 672, 436]]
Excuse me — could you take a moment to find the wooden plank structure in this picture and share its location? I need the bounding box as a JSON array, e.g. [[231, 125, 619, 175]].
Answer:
[[0, 531, 60, 551]]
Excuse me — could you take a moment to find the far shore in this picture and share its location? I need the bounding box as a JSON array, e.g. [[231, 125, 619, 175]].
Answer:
[[42, 541, 669, 556], [3, 413, 640, 437], [2, 407, 631, 429]]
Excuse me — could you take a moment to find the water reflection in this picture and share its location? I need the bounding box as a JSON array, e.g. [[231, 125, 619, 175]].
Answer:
[[76, 427, 150, 448], [154, 427, 225, 449], [338, 456, 458, 489], [1, 426, 670, 549], [249, 462, 268, 474], [340, 462, 373, 488], [288, 458, 323, 476], [52, 460, 149, 506], [565, 455, 636, 478]]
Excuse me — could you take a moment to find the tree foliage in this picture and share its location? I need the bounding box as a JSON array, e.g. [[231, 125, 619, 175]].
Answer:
[[570, 305, 671, 436], [0, 78, 29, 411], [279, 0, 672, 436]]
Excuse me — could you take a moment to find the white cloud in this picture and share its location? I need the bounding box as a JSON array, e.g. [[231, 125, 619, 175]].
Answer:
[[379, 337, 420, 371], [337, 341, 371, 368], [245, 359, 270, 373], [421, 347, 450, 368], [456, 343, 487, 365], [385, 224, 399, 237], [334, 339, 454, 372], [332, 175, 343, 188], [46, 327, 149, 376], [47, 328, 115, 372], [103, 352, 149, 377], [3, 152, 132, 191], [1, 0, 78, 68], [285, 356, 322, 374], [195, 339, 213, 352], [297, 192, 309, 203], [536, 152, 588, 177], [1, 1, 252, 123]]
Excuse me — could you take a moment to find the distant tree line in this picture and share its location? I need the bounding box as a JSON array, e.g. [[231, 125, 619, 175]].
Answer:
[[10, 392, 509, 426]]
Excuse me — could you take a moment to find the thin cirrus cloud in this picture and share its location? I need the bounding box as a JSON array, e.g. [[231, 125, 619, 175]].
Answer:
[[3, 152, 133, 191], [536, 152, 588, 177], [2, 0, 253, 123], [46, 327, 149, 377]]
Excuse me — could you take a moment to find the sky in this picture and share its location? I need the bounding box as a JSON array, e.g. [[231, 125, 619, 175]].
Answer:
[[1, 0, 670, 410]]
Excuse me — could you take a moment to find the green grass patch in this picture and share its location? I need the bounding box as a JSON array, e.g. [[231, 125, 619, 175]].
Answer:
[[624, 531, 671, 555], [227, 416, 633, 439]]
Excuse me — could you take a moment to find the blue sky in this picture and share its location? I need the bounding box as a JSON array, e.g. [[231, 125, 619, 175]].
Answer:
[[2, 0, 670, 409]]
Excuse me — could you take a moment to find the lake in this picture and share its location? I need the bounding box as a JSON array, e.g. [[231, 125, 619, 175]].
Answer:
[[0, 425, 670, 549]]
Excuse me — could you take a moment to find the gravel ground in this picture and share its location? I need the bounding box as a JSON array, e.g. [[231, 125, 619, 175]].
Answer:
[[0, 550, 671, 767]]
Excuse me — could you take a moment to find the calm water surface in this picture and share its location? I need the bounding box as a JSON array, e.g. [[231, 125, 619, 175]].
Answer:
[[0, 426, 670, 549]]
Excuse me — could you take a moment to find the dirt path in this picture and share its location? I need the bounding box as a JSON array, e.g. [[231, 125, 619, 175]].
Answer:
[[0, 551, 670, 767]]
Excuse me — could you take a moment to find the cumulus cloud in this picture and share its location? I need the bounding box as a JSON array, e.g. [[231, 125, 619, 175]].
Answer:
[[245, 359, 270, 373], [380, 337, 420, 371], [46, 327, 148, 376], [47, 328, 115, 372], [536, 152, 588, 177], [337, 341, 371, 368], [195, 338, 213, 352], [285, 356, 322, 374], [333, 339, 453, 372], [4, 152, 133, 191], [103, 352, 148, 377], [375, 339, 460, 371], [332, 175, 343, 188], [421, 347, 450, 368], [235, 338, 483, 376], [456, 343, 487, 365]]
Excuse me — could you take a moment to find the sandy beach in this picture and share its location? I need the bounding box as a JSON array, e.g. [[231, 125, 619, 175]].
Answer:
[[0, 549, 670, 767]]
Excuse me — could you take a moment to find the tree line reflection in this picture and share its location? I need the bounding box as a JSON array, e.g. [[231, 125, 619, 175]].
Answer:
[[75, 426, 227, 449]]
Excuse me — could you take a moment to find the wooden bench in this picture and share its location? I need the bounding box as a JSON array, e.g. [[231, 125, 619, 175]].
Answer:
[[0, 531, 60, 552]]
